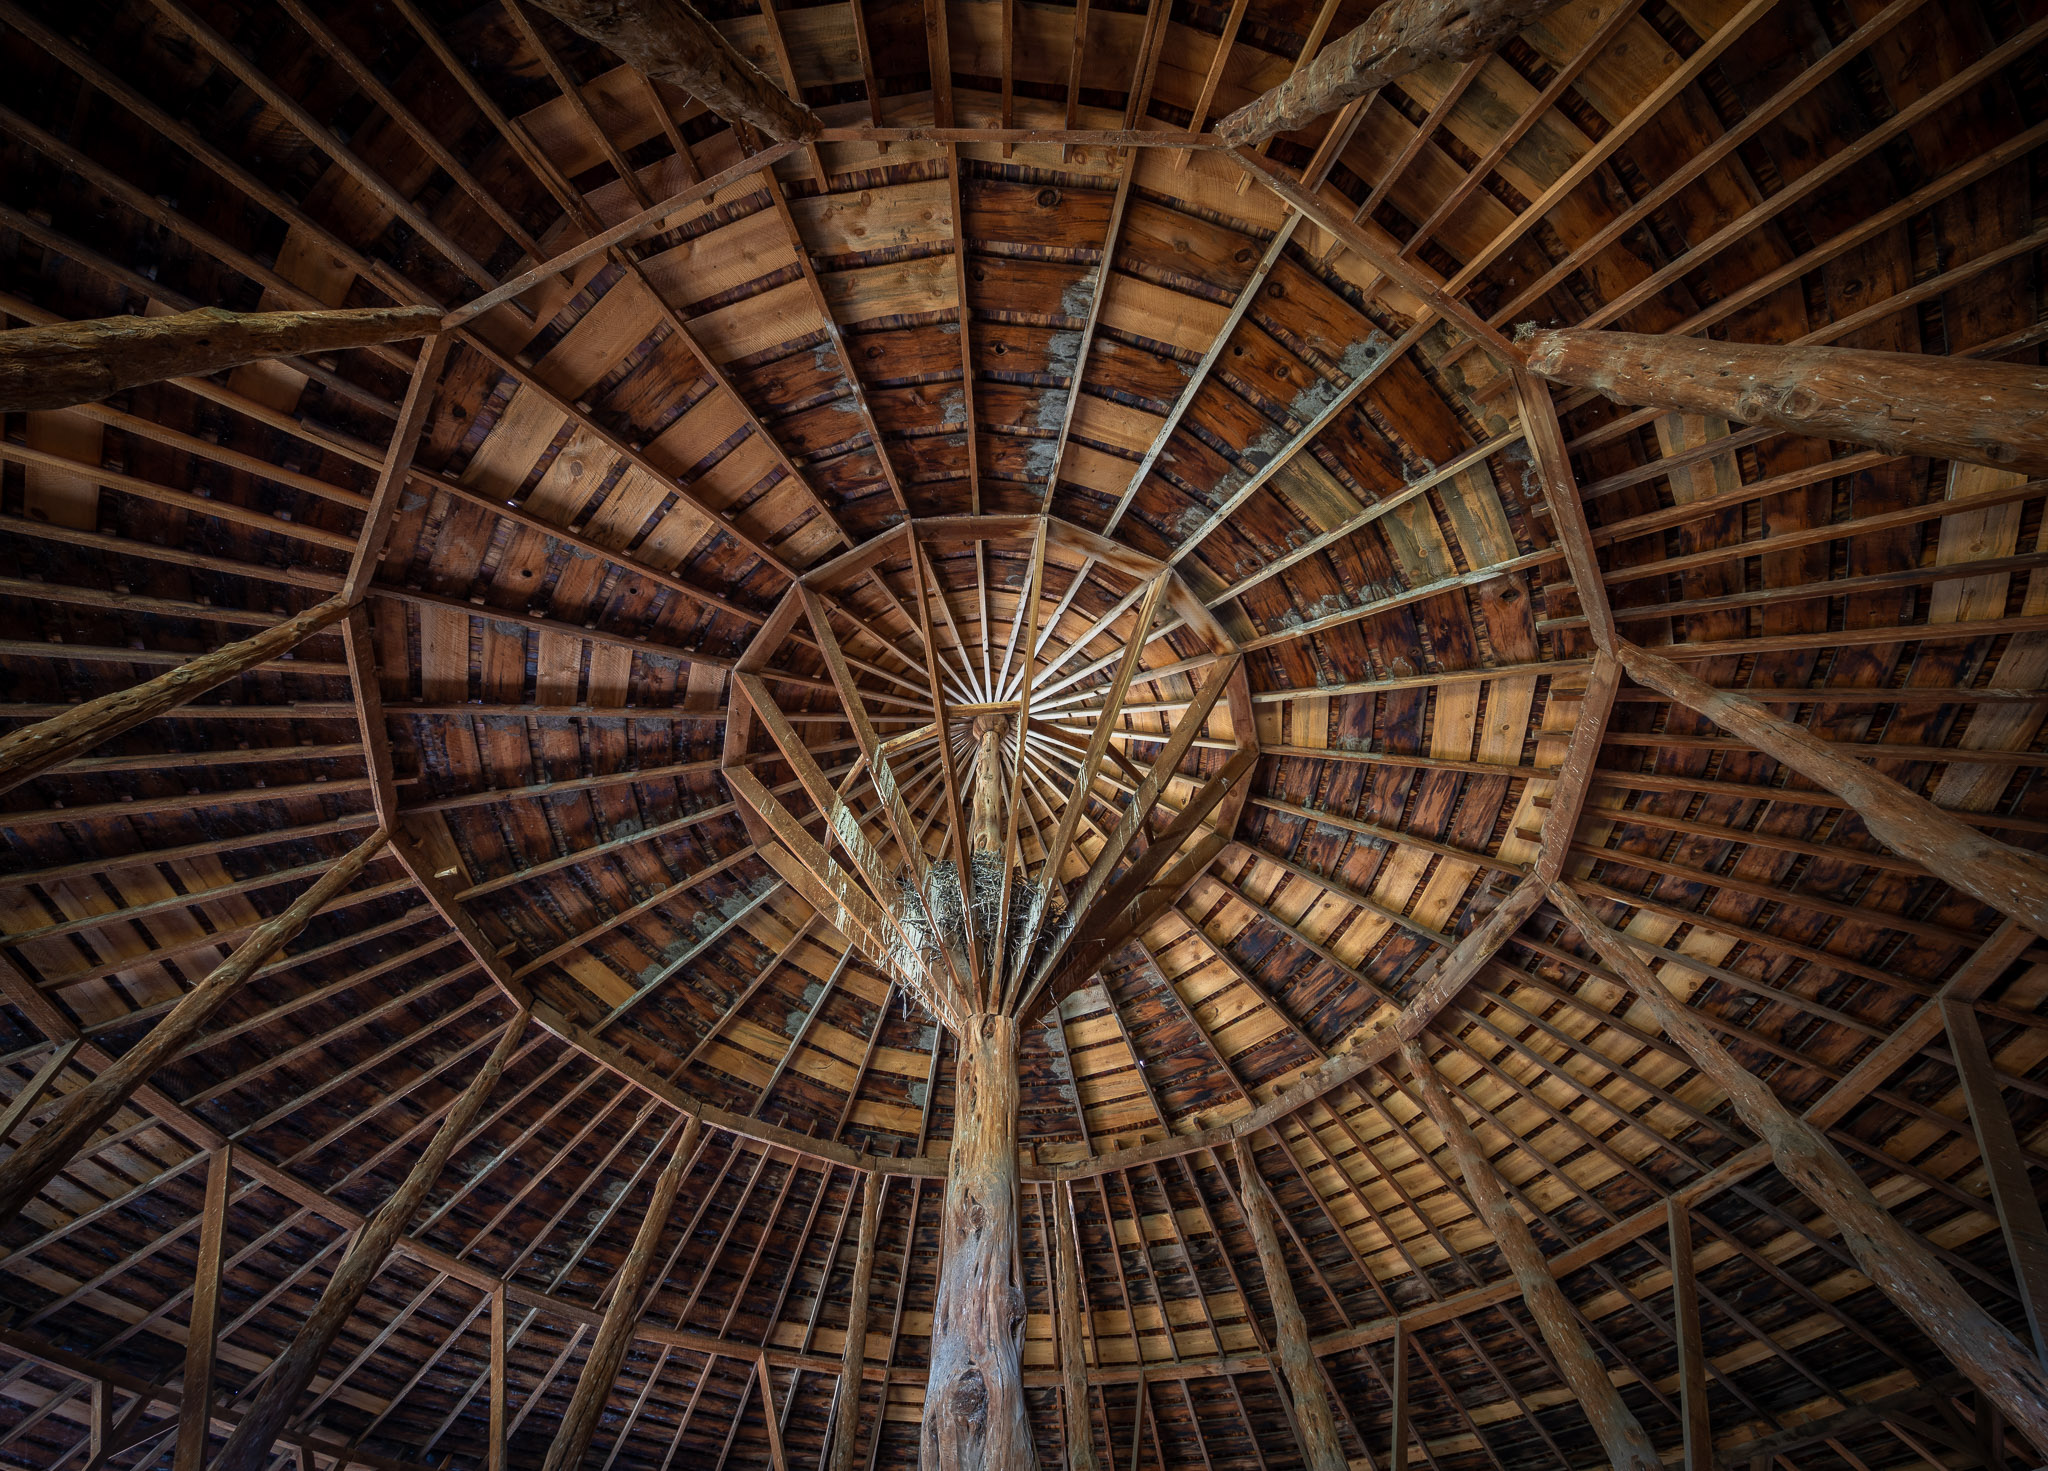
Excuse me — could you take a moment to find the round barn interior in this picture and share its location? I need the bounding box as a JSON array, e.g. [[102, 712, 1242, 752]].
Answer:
[[2, 0, 2048, 1467]]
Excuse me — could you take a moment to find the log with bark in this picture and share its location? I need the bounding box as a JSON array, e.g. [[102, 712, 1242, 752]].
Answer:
[[1549, 882, 2048, 1454], [212, 1010, 528, 1471], [921, 1012, 1033, 1471], [828, 1168, 884, 1471], [1213, 0, 1577, 144], [1518, 328, 2048, 475], [0, 828, 389, 1230], [0, 305, 441, 412], [527, 0, 823, 142], [0, 595, 351, 799]]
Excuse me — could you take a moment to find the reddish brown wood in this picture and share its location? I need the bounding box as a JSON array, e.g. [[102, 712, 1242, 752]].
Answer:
[[1550, 883, 2048, 1452], [0, 305, 438, 411], [922, 1013, 1032, 1471], [540, 1110, 705, 1471], [1617, 640, 2048, 936], [212, 1012, 528, 1471], [0, 594, 350, 798], [1231, 1133, 1346, 1471], [1668, 1199, 1710, 1471], [0, 827, 388, 1229], [1214, 0, 1575, 144], [1521, 329, 2048, 475], [1398, 1039, 1663, 1471], [829, 1168, 884, 1471], [527, 0, 822, 142]]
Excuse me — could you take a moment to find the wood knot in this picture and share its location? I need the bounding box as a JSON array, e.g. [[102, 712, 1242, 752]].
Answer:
[[951, 1367, 988, 1428]]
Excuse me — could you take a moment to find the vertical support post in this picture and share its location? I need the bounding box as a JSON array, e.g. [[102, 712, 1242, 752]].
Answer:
[[1388, 1318, 1409, 1471], [1230, 1132, 1347, 1471], [1055, 1178, 1101, 1471], [212, 1012, 528, 1471], [1397, 1038, 1662, 1471], [760, 1358, 788, 1471], [488, 1282, 508, 1471], [0, 827, 390, 1230], [1550, 881, 2048, 1450], [830, 1168, 884, 1471], [1942, 997, 2048, 1361], [921, 1013, 1031, 1471], [173, 1145, 231, 1471], [1669, 1198, 1711, 1471], [539, 1109, 704, 1471]]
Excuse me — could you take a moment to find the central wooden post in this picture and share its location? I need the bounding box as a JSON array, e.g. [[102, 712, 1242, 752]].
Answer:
[[971, 715, 1007, 854], [922, 1010, 1032, 1471]]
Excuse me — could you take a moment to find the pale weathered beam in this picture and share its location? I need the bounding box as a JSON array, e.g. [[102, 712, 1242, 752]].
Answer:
[[0, 595, 350, 798], [0, 304, 438, 411], [1054, 1179, 1102, 1471], [1212, 0, 1573, 145], [1520, 329, 2048, 476], [0, 827, 388, 1229], [1230, 1133, 1346, 1471], [1615, 639, 2048, 936], [211, 1012, 527, 1471], [170, 1146, 230, 1471], [1668, 1198, 1710, 1471], [539, 1110, 704, 1471], [1550, 882, 2048, 1451], [1398, 1038, 1662, 1471], [829, 1169, 883, 1471], [525, 0, 822, 141]]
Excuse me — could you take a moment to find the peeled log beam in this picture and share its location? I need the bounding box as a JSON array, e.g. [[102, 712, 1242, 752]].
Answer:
[[1230, 1133, 1347, 1471], [1054, 1182, 1101, 1471], [828, 1169, 883, 1471], [0, 594, 352, 798], [1617, 639, 2048, 936], [0, 305, 441, 412], [1520, 328, 2048, 475], [1398, 1038, 1663, 1471], [0, 827, 388, 1231], [922, 1013, 1032, 1471], [1213, 0, 1575, 144], [527, 0, 823, 142], [541, 1109, 704, 1471], [211, 1011, 527, 1471], [1549, 882, 2048, 1451]]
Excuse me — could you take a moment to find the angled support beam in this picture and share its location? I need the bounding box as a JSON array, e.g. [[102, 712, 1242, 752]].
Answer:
[[0, 595, 351, 798], [524, 0, 822, 141], [0, 827, 388, 1229], [1214, 0, 1571, 144], [1397, 1037, 1663, 1471], [1942, 996, 2048, 1359], [829, 1169, 884, 1471], [1616, 639, 2048, 936], [1520, 329, 2048, 477], [1550, 881, 2048, 1449], [212, 1011, 528, 1471], [1231, 1134, 1347, 1471], [0, 304, 439, 412], [539, 1110, 704, 1471]]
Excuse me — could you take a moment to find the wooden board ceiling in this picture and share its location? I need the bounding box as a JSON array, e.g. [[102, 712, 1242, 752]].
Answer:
[[0, 0, 2044, 1466]]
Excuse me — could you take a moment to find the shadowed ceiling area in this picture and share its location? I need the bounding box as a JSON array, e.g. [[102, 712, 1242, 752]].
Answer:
[[1, 0, 2047, 1468]]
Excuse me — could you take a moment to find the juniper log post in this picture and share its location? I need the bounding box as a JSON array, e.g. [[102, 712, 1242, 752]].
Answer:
[[1054, 1180, 1101, 1471], [1517, 328, 2048, 475], [829, 1168, 884, 1471], [1549, 882, 2048, 1450], [922, 725, 1032, 1471], [0, 304, 442, 412]]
